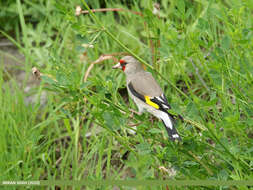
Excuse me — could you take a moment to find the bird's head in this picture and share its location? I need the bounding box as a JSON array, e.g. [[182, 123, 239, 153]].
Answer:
[[112, 56, 144, 75]]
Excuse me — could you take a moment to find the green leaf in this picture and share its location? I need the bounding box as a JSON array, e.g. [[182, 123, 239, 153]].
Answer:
[[209, 69, 222, 86], [167, 109, 179, 116], [221, 35, 231, 50], [54, 2, 69, 14], [177, 0, 185, 14], [184, 161, 199, 166], [185, 7, 193, 19], [186, 102, 198, 117], [103, 112, 114, 128], [102, 112, 120, 131], [143, 8, 153, 18], [56, 73, 69, 86], [41, 75, 57, 85], [197, 18, 209, 30], [80, 81, 91, 90], [148, 128, 161, 134], [75, 45, 85, 53], [218, 169, 229, 180], [75, 34, 89, 44], [136, 143, 151, 155]]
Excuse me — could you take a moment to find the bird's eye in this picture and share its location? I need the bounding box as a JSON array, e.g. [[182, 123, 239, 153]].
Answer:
[[119, 59, 128, 66]]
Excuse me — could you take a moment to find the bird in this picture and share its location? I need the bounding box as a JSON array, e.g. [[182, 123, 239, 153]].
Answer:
[[112, 56, 182, 141]]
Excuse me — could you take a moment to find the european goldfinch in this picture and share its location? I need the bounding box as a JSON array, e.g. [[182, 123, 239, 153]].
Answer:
[[113, 56, 181, 141]]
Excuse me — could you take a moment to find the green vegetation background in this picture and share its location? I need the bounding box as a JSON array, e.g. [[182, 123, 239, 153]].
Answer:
[[0, 0, 252, 189]]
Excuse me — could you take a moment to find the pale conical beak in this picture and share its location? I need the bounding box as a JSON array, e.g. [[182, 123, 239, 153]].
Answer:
[[112, 62, 121, 69]]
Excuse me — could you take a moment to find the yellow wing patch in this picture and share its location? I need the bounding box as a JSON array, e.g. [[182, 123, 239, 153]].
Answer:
[[144, 96, 159, 109]]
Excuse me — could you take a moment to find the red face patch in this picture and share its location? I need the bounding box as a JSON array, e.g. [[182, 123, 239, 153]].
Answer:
[[119, 59, 125, 64], [119, 59, 126, 71]]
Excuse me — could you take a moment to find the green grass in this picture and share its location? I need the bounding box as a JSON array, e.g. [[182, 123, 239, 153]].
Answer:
[[0, 0, 252, 189]]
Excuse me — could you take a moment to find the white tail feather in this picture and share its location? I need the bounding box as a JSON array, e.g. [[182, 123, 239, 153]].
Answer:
[[158, 111, 173, 129]]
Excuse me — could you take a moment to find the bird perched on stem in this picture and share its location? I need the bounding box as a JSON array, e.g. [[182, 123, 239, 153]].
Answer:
[[113, 56, 182, 141]]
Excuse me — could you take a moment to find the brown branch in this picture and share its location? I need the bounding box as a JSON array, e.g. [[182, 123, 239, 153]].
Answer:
[[83, 64, 94, 83], [127, 122, 142, 127], [83, 55, 115, 82], [83, 52, 129, 82]]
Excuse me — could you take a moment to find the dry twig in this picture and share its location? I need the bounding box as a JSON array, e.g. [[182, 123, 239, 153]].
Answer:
[[83, 52, 128, 82]]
